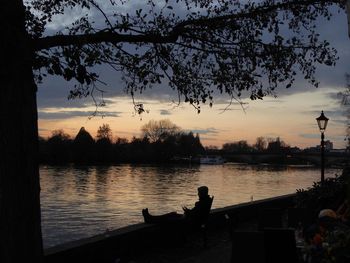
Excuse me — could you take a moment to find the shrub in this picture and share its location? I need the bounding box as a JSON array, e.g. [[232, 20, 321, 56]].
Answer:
[[295, 170, 348, 217]]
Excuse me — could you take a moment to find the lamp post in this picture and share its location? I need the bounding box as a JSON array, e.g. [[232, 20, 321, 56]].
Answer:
[[316, 111, 329, 183]]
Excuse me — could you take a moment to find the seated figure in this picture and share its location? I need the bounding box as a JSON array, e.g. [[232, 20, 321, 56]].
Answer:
[[142, 186, 213, 227]]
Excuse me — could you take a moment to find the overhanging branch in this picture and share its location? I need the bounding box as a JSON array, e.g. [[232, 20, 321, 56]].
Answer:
[[32, 0, 339, 51], [33, 31, 179, 51]]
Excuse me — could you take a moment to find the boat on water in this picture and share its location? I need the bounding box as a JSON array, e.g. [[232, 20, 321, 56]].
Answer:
[[200, 156, 225, 164]]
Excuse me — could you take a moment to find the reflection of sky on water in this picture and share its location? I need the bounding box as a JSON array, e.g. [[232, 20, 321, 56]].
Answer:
[[40, 164, 341, 248]]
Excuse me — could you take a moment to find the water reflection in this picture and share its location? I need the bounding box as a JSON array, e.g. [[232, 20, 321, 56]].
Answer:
[[40, 163, 341, 248]]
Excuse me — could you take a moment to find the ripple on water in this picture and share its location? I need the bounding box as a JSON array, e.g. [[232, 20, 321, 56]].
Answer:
[[40, 164, 341, 248]]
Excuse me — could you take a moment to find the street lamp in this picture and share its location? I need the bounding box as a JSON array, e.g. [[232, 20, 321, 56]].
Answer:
[[316, 111, 329, 183]]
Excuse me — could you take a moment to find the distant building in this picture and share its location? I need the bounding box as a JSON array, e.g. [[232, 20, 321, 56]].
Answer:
[[324, 140, 333, 151], [266, 137, 289, 153], [304, 140, 334, 153], [289, 147, 302, 153], [303, 146, 318, 153]]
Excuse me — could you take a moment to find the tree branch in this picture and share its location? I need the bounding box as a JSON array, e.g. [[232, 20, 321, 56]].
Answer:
[[33, 0, 339, 51], [34, 31, 178, 51]]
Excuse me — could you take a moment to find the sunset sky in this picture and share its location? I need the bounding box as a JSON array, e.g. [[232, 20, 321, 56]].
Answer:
[[36, 2, 350, 149]]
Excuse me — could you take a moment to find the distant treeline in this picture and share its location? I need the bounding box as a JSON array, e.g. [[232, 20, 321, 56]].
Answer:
[[39, 121, 205, 164], [39, 119, 346, 165], [221, 136, 291, 153], [203, 136, 300, 155]]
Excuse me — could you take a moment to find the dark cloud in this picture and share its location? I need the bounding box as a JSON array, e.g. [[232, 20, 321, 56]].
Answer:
[[38, 97, 90, 109], [299, 133, 320, 139], [38, 110, 122, 119], [187, 127, 221, 135], [328, 135, 348, 145], [159, 109, 172, 115], [324, 91, 345, 102], [301, 108, 348, 121], [38, 128, 51, 133], [38, 126, 78, 137], [332, 118, 348, 125], [199, 136, 220, 143], [216, 107, 245, 112], [300, 133, 347, 147], [261, 133, 283, 139], [37, 70, 125, 106]]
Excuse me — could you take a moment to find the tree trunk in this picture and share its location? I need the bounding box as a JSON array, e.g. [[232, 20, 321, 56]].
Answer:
[[0, 1, 43, 262]]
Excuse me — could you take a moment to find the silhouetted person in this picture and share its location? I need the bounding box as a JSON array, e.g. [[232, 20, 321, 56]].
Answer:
[[142, 186, 213, 226]]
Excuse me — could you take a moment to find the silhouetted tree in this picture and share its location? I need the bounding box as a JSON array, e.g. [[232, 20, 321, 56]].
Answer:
[[267, 137, 289, 153], [141, 119, 180, 143], [73, 127, 95, 163], [195, 134, 205, 153], [223, 140, 253, 153], [38, 136, 48, 162], [254, 137, 268, 152], [114, 137, 130, 162], [116, 137, 129, 145], [1, 0, 344, 261], [205, 145, 219, 151], [178, 132, 205, 157], [141, 122, 204, 161], [96, 124, 112, 142], [46, 130, 72, 163], [129, 136, 153, 162], [95, 124, 113, 162], [154, 134, 179, 161]]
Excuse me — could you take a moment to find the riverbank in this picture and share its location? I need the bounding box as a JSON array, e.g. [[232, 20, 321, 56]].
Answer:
[[44, 194, 295, 263]]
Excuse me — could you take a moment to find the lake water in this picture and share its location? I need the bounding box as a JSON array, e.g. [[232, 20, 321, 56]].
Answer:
[[40, 163, 341, 248]]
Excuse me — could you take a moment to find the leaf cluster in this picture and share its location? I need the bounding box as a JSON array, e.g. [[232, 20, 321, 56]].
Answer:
[[25, 0, 343, 112], [295, 171, 348, 217]]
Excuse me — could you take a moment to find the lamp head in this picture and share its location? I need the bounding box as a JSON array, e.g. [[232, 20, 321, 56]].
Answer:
[[316, 111, 329, 133]]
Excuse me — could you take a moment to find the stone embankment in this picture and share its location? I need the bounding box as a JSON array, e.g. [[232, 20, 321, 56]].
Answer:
[[45, 194, 295, 263]]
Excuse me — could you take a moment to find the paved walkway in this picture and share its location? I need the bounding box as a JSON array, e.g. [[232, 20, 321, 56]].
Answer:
[[125, 229, 231, 263], [124, 219, 258, 263]]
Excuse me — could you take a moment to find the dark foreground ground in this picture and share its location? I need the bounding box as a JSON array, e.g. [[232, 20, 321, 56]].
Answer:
[[124, 227, 231, 263], [123, 219, 257, 263]]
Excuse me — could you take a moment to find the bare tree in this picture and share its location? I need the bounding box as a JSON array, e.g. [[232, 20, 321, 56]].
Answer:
[[141, 119, 180, 142], [49, 129, 71, 141], [254, 136, 268, 152], [96, 124, 113, 142]]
